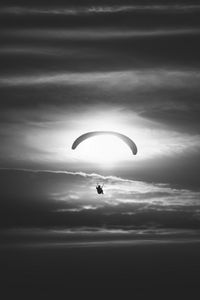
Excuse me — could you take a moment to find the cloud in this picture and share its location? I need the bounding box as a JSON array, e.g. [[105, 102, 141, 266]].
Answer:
[[56, 205, 99, 213], [0, 46, 70, 56], [2, 227, 200, 249], [0, 68, 200, 138], [0, 168, 200, 229], [2, 28, 200, 42], [1, 27, 200, 78], [2, 5, 200, 16], [1, 69, 200, 87]]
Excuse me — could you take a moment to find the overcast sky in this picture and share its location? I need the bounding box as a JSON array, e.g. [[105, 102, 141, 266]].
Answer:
[[0, 0, 200, 230]]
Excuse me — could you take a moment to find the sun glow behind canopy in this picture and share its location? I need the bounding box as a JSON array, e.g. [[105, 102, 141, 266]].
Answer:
[[19, 108, 199, 168], [71, 135, 134, 165]]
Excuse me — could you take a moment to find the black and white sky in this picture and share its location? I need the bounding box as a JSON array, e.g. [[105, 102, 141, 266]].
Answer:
[[0, 0, 200, 231]]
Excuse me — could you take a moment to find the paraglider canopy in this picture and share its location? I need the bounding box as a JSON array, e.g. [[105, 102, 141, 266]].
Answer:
[[72, 131, 137, 155]]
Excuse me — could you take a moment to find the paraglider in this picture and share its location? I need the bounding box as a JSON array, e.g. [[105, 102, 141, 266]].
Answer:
[[96, 184, 104, 194], [72, 131, 137, 155], [71, 131, 137, 196]]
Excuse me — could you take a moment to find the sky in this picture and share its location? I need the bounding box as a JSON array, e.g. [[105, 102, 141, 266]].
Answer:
[[0, 0, 200, 232]]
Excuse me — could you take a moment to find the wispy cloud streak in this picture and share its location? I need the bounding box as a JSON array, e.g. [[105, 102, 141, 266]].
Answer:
[[2, 5, 200, 16], [1, 69, 200, 87], [2, 167, 200, 209], [2, 28, 200, 41], [1, 168, 200, 229]]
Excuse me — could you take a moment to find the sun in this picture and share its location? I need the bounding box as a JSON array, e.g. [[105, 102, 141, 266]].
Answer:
[[71, 135, 133, 166]]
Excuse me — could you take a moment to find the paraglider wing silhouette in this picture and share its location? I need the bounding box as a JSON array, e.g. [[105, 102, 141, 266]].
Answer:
[[72, 131, 137, 155]]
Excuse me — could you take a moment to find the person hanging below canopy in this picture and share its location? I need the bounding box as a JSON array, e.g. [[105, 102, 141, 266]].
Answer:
[[96, 184, 104, 194]]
